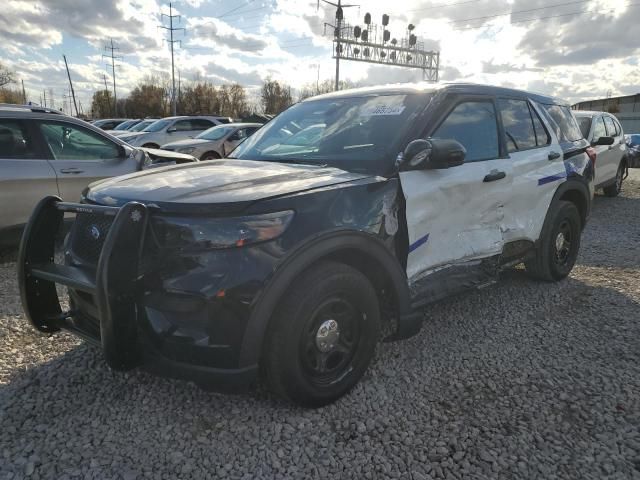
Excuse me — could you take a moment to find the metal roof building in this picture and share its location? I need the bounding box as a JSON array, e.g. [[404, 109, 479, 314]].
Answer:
[[572, 93, 640, 133]]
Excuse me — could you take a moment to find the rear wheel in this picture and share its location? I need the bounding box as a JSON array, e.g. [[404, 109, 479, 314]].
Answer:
[[525, 201, 581, 282], [263, 261, 380, 407], [200, 151, 221, 161], [603, 163, 624, 197]]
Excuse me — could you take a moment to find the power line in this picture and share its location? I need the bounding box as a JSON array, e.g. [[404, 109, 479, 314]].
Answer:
[[447, 0, 591, 25], [451, 0, 640, 30], [160, 2, 185, 116], [408, 0, 483, 12], [103, 38, 121, 116], [217, 0, 257, 18]]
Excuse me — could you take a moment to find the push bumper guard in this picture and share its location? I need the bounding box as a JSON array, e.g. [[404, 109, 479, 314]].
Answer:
[[17, 196, 148, 371]]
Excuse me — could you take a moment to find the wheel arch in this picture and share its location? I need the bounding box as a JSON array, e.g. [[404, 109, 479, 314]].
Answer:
[[552, 179, 591, 229], [238, 230, 413, 367]]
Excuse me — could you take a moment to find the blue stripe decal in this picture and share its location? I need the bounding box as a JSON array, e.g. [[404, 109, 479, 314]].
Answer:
[[538, 172, 567, 186], [409, 233, 430, 253]]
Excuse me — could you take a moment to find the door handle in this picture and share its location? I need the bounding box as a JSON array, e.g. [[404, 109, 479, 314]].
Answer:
[[60, 168, 83, 174], [548, 151, 561, 161], [483, 170, 506, 182]]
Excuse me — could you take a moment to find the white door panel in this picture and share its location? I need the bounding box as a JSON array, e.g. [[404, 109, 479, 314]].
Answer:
[[400, 158, 512, 282]]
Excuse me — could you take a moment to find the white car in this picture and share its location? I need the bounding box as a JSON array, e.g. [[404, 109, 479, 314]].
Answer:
[[119, 116, 232, 149], [574, 110, 628, 196], [160, 123, 262, 160]]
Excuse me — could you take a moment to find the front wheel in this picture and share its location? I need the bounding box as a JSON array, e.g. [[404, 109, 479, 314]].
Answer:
[[142, 143, 159, 149], [200, 151, 221, 161], [263, 261, 381, 407], [603, 164, 624, 197], [525, 201, 581, 281]]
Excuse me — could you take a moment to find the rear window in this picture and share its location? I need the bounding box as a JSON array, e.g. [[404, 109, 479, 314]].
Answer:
[[541, 105, 583, 142]]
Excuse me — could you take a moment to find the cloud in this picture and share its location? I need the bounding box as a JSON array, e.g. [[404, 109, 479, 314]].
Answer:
[[188, 18, 269, 52]]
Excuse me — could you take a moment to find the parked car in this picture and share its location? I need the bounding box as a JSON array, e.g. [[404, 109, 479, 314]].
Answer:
[[574, 110, 628, 196], [17, 83, 595, 407], [118, 116, 231, 149], [0, 105, 197, 244], [161, 123, 262, 160], [109, 118, 159, 137], [92, 118, 129, 130], [625, 134, 640, 168], [105, 119, 142, 132]]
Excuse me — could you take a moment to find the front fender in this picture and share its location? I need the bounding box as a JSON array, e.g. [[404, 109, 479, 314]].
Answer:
[[238, 230, 412, 367]]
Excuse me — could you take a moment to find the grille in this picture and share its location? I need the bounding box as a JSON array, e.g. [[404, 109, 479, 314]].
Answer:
[[69, 213, 114, 265]]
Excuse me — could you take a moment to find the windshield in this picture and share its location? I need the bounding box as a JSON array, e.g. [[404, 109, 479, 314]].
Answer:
[[197, 125, 235, 140], [627, 134, 640, 146], [576, 116, 591, 139], [114, 120, 136, 131], [143, 119, 172, 132], [130, 120, 155, 132], [230, 94, 428, 173]]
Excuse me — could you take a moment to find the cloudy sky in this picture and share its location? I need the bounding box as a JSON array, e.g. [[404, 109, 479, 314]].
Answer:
[[1, 0, 638, 113]]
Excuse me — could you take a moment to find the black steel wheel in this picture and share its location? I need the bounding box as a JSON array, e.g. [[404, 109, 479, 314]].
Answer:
[[525, 200, 581, 281], [263, 261, 380, 407]]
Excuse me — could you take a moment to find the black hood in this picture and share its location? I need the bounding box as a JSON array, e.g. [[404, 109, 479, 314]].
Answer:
[[86, 159, 373, 213]]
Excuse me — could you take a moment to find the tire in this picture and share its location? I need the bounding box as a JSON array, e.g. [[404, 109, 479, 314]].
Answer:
[[602, 163, 624, 197], [525, 200, 581, 282], [142, 143, 159, 149], [200, 151, 221, 161], [263, 261, 381, 407]]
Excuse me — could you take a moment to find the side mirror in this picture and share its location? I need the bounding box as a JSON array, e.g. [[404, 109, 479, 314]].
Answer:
[[593, 136, 615, 146], [402, 138, 466, 170], [167, 127, 177, 133]]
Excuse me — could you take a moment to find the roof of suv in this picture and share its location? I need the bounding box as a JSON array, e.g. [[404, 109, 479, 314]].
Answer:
[[306, 82, 569, 107], [0, 104, 66, 116]]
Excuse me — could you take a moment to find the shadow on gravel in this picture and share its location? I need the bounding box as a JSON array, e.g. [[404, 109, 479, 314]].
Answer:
[[1, 269, 639, 479]]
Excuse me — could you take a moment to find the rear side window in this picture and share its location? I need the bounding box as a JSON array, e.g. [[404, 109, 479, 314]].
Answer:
[[541, 105, 583, 142], [0, 120, 38, 159], [433, 101, 499, 162], [499, 99, 550, 153], [191, 119, 215, 130], [603, 116, 617, 137]]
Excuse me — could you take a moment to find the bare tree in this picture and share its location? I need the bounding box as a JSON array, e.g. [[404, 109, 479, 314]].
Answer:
[[0, 63, 15, 88], [261, 78, 293, 115]]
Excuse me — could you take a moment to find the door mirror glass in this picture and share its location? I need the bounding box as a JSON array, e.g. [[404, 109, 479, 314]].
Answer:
[[402, 138, 466, 170], [167, 127, 177, 133], [593, 136, 615, 146]]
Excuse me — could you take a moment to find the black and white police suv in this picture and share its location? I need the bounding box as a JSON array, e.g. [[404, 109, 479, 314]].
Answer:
[[18, 83, 597, 407]]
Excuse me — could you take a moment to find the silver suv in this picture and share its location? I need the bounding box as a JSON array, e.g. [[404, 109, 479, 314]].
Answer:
[[0, 105, 196, 243]]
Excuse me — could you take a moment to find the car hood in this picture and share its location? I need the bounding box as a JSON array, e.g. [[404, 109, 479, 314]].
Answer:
[[162, 138, 212, 149], [86, 159, 373, 213]]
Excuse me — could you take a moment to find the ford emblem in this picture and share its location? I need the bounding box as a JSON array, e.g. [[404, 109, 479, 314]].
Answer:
[[89, 225, 101, 240]]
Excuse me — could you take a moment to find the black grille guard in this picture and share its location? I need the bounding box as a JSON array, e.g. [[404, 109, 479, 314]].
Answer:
[[17, 196, 149, 371]]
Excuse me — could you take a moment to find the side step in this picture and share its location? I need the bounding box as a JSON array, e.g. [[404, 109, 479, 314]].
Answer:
[[30, 263, 96, 293]]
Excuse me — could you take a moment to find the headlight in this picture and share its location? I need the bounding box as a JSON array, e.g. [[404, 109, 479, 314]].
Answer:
[[178, 147, 196, 154], [151, 211, 295, 250]]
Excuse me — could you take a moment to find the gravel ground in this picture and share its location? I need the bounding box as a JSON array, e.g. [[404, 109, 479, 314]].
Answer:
[[1, 172, 639, 480]]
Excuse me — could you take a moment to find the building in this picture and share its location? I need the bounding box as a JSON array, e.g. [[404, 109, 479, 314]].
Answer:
[[572, 93, 640, 133]]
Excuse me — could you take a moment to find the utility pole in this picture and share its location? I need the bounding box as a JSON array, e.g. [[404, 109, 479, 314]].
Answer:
[[63, 55, 79, 116], [321, 0, 358, 91], [43, 89, 47, 108], [160, 2, 185, 116], [103, 38, 121, 116], [21, 80, 26, 104]]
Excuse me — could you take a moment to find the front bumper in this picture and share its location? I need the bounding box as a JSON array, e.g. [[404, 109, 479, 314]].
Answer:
[[17, 196, 258, 391]]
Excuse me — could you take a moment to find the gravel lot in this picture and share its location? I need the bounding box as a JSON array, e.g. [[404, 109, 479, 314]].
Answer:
[[1, 171, 639, 480]]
